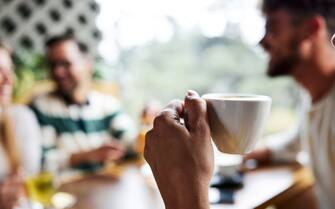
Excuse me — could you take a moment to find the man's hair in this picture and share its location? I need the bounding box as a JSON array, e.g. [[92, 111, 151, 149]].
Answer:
[[45, 34, 84, 53], [262, 0, 335, 36]]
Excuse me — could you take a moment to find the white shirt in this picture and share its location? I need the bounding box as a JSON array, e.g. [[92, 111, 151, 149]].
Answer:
[[267, 85, 335, 209], [0, 106, 41, 180]]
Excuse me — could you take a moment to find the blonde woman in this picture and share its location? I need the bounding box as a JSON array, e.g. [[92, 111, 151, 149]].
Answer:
[[0, 43, 41, 209]]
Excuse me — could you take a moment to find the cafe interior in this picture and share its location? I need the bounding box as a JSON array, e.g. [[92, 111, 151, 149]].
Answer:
[[0, 0, 328, 208]]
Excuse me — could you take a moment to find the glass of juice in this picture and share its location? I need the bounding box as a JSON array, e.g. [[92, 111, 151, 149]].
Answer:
[[25, 172, 56, 207]]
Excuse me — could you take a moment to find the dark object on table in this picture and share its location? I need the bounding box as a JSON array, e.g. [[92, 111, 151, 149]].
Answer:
[[218, 189, 235, 204], [72, 162, 104, 173], [209, 172, 244, 204], [210, 172, 244, 189], [122, 150, 141, 161], [209, 187, 235, 204]]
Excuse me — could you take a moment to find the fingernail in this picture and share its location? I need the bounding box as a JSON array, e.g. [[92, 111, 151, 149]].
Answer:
[[186, 90, 200, 99], [187, 90, 194, 96]]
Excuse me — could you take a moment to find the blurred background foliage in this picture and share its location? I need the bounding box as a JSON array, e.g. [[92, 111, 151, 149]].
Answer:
[[12, 51, 49, 102]]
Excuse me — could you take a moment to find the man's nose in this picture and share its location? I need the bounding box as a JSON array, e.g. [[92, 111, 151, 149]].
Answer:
[[52, 66, 68, 78], [1, 72, 12, 85], [259, 35, 270, 51]]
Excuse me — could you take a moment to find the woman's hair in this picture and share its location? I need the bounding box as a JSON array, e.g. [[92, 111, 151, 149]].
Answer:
[[0, 42, 20, 172]]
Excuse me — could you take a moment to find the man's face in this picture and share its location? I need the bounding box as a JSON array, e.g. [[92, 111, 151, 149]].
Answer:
[[260, 9, 304, 77], [0, 49, 13, 105], [47, 41, 90, 97]]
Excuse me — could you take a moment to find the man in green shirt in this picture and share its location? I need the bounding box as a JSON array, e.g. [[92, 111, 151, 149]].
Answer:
[[30, 34, 137, 171]]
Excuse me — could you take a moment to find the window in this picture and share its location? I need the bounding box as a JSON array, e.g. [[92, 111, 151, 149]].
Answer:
[[96, 0, 298, 135]]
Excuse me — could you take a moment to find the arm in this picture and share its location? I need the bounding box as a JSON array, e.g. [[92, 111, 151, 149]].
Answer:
[[29, 113, 126, 170], [69, 107, 135, 166], [144, 91, 213, 209], [41, 142, 125, 170], [69, 113, 136, 166], [69, 143, 125, 166], [267, 127, 301, 163], [244, 125, 301, 164], [0, 174, 25, 209], [11, 106, 42, 175]]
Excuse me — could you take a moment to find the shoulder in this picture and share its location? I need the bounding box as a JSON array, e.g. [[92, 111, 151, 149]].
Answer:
[[9, 105, 41, 140], [29, 92, 69, 117], [10, 105, 37, 121], [89, 91, 120, 105], [88, 91, 122, 113], [30, 92, 62, 107]]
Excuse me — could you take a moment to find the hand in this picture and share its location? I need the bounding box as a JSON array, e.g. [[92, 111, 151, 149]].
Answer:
[[0, 174, 25, 209], [89, 143, 126, 162], [144, 90, 213, 209], [70, 142, 126, 166], [243, 147, 272, 165]]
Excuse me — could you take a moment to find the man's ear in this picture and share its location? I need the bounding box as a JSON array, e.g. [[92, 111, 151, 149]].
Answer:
[[300, 15, 325, 40]]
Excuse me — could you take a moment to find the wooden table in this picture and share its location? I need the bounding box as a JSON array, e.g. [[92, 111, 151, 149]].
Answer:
[[59, 164, 317, 209], [212, 165, 317, 209], [59, 164, 164, 209]]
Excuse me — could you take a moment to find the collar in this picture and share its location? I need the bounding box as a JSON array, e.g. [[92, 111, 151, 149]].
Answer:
[[53, 91, 91, 107]]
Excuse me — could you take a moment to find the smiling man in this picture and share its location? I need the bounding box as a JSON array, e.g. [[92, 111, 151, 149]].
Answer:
[[245, 1, 335, 208], [30, 34, 137, 172], [144, 0, 335, 209]]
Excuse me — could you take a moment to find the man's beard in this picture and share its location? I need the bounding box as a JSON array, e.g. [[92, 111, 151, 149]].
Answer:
[[267, 39, 301, 78], [267, 53, 301, 77]]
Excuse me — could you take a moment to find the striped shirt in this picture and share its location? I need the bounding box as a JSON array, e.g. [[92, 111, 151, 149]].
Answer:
[[30, 91, 137, 171]]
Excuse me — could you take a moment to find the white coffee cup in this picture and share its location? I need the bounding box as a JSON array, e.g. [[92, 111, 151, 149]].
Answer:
[[202, 93, 271, 154]]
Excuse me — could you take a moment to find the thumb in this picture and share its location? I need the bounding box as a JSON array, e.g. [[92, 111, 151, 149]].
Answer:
[[184, 90, 209, 137]]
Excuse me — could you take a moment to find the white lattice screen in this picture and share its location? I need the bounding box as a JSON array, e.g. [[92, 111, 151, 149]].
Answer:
[[0, 0, 101, 57]]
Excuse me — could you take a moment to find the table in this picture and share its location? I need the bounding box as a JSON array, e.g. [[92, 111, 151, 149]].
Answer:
[[59, 165, 164, 209], [212, 165, 317, 209], [59, 164, 316, 209]]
